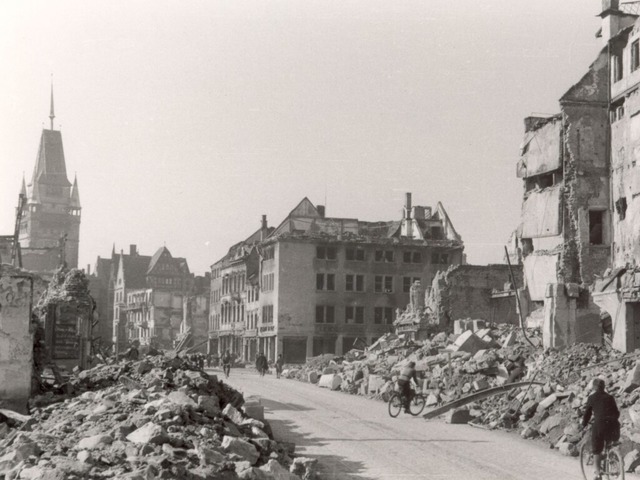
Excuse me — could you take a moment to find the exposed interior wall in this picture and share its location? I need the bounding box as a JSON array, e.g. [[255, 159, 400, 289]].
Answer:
[[426, 264, 523, 328], [0, 267, 34, 413]]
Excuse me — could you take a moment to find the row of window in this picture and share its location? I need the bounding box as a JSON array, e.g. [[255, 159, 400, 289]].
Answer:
[[317, 273, 423, 293], [612, 39, 640, 83], [317, 245, 448, 264], [262, 273, 275, 292], [222, 273, 245, 295], [315, 305, 395, 325]]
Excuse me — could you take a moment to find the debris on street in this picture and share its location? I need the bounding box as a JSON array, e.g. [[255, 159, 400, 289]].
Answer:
[[0, 354, 317, 480]]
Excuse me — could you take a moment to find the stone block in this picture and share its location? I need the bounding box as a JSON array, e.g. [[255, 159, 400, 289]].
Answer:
[[367, 374, 384, 394], [198, 446, 226, 466], [307, 371, 319, 384], [221, 436, 259, 465], [538, 394, 557, 410], [223, 404, 245, 424], [447, 331, 487, 355], [472, 320, 486, 331], [445, 408, 472, 424], [76, 434, 112, 450], [558, 442, 578, 457], [198, 395, 221, 417], [126, 423, 169, 445], [259, 459, 299, 480], [453, 320, 467, 335], [318, 374, 342, 390], [624, 361, 640, 393], [167, 391, 197, 408], [502, 332, 517, 348], [244, 404, 265, 422], [472, 379, 489, 391]]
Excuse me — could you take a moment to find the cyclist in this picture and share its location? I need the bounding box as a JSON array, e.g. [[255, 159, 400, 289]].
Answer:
[[397, 361, 419, 414], [221, 350, 232, 378], [582, 378, 620, 480]]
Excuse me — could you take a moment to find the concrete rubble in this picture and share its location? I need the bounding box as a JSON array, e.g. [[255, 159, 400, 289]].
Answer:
[[0, 354, 317, 480], [283, 324, 640, 473]]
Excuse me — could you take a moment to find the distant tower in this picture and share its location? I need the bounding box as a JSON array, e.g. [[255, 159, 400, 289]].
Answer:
[[18, 84, 81, 272]]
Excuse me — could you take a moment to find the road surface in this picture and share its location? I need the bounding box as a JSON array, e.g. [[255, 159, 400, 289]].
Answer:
[[214, 368, 632, 480]]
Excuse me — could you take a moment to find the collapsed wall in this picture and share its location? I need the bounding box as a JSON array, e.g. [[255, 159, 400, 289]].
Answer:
[[425, 264, 523, 329]]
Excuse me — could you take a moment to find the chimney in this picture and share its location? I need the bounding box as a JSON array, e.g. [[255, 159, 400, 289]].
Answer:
[[317, 205, 325, 218], [129, 244, 137, 256], [405, 193, 412, 219], [404, 192, 413, 238], [260, 215, 268, 241], [87, 264, 91, 275]]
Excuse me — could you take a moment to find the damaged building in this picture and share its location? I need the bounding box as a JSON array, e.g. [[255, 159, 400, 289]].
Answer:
[[593, 1, 640, 352], [515, 0, 640, 352], [209, 193, 464, 363]]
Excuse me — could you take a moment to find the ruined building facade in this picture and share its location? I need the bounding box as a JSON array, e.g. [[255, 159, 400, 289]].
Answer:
[[17, 90, 81, 274], [209, 194, 464, 363], [593, 1, 640, 352], [517, 0, 640, 352]]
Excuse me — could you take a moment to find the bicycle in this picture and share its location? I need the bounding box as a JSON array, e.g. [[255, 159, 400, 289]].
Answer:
[[388, 386, 426, 418], [580, 425, 624, 480]]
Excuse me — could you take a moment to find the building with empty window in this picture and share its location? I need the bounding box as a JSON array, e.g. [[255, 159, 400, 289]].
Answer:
[[515, 0, 640, 353], [208, 193, 464, 363]]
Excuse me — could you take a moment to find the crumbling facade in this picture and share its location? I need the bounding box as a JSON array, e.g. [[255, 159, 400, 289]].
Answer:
[[16, 90, 81, 274], [209, 193, 464, 363], [425, 264, 523, 330], [593, 1, 640, 352], [0, 266, 37, 412], [516, 26, 611, 349]]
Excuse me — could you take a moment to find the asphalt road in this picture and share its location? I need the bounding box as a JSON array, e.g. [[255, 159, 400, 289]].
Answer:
[[212, 367, 632, 480]]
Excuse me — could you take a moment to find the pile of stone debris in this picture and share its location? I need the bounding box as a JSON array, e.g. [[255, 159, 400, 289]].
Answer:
[[0, 354, 316, 480], [282, 323, 640, 473]]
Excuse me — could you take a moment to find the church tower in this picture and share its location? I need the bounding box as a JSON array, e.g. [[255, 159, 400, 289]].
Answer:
[[18, 85, 81, 272]]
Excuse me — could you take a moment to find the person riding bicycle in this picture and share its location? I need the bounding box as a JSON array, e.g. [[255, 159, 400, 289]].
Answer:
[[397, 361, 418, 414], [582, 378, 620, 480], [221, 350, 232, 377]]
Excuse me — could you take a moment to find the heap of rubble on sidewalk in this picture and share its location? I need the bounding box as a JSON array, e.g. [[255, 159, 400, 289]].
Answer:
[[282, 321, 640, 473], [0, 354, 317, 480]]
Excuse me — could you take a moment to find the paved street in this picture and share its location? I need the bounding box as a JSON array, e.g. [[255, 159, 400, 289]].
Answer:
[[211, 368, 629, 480]]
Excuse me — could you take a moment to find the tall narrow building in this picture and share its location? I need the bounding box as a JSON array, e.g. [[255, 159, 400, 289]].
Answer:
[[18, 86, 81, 273]]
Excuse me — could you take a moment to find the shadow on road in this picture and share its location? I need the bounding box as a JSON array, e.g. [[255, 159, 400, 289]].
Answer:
[[260, 398, 315, 412], [267, 418, 376, 480], [316, 437, 491, 443]]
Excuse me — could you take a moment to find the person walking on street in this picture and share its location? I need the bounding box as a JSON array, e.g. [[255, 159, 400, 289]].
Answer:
[[256, 352, 268, 377], [221, 350, 232, 378], [275, 354, 284, 379], [582, 378, 621, 480]]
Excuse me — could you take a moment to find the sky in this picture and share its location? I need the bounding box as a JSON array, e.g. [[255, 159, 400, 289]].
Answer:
[[0, 0, 604, 275]]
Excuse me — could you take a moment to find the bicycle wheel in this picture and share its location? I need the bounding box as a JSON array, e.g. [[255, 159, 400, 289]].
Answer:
[[388, 393, 402, 418], [580, 441, 595, 480], [603, 448, 624, 480], [409, 394, 426, 416]]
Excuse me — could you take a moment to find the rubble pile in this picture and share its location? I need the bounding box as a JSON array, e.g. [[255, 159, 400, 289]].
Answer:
[[0, 356, 317, 480], [283, 324, 640, 470], [283, 324, 537, 405]]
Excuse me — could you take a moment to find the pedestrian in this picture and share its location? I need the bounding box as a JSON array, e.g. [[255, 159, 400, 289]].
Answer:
[[206, 354, 212, 368], [221, 350, 232, 378], [275, 354, 284, 379], [582, 378, 620, 480], [256, 352, 268, 377]]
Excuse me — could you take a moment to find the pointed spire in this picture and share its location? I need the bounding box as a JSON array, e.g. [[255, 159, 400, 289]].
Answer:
[[70, 174, 81, 208], [49, 76, 55, 130], [20, 174, 27, 197], [112, 243, 116, 257]]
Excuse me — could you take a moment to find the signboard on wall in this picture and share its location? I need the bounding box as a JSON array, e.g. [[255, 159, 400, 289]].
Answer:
[[53, 306, 80, 360]]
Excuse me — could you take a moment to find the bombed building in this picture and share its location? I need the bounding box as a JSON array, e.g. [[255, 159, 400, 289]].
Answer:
[[209, 193, 464, 363]]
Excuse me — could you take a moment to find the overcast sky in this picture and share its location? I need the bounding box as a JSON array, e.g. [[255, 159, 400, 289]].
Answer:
[[0, 0, 603, 275]]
